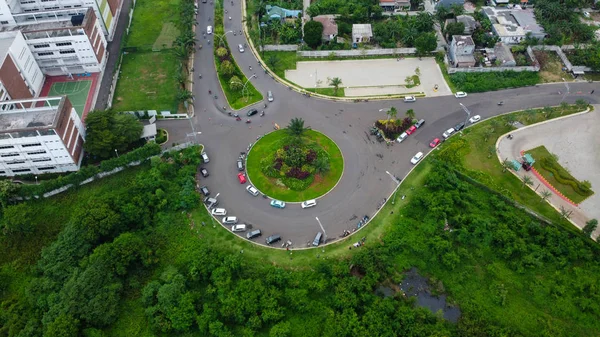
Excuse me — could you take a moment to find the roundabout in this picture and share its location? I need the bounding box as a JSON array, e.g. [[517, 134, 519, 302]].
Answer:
[[246, 126, 343, 202]]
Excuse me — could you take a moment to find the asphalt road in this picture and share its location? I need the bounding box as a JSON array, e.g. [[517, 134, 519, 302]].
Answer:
[[164, 0, 600, 248]]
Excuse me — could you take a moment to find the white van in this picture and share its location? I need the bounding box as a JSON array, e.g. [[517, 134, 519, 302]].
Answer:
[[267, 91, 274, 102], [206, 26, 213, 34], [397, 132, 408, 143], [238, 44, 245, 53]]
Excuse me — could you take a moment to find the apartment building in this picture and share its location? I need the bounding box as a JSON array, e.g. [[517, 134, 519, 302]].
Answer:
[[0, 30, 44, 101], [0, 95, 84, 176], [0, 0, 121, 41]]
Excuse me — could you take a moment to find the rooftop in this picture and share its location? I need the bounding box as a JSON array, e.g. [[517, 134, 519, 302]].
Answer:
[[452, 35, 475, 46], [0, 31, 18, 65], [483, 6, 544, 36], [313, 15, 338, 37], [0, 8, 92, 35], [0, 97, 65, 133], [493, 42, 516, 64], [352, 24, 373, 37]]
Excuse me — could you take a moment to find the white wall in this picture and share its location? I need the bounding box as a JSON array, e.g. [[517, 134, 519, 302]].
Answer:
[[28, 32, 104, 75], [9, 31, 43, 96], [0, 1, 16, 26]]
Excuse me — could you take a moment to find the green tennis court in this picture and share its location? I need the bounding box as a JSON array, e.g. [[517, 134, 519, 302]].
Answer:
[[47, 80, 92, 117]]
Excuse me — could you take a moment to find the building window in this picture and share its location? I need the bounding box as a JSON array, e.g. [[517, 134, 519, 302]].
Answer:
[[56, 42, 72, 47], [13, 168, 31, 173], [21, 143, 41, 147], [0, 145, 14, 149], [32, 158, 51, 162], [0, 21, 8, 25], [33, 44, 50, 49], [7, 161, 25, 165], [1, 153, 20, 157], [37, 52, 54, 56], [38, 166, 55, 170], [27, 150, 46, 155], [59, 50, 76, 54]]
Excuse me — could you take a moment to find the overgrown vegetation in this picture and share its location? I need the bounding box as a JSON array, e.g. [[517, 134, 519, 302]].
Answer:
[[449, 71, 540, 93], [84, 110, 143, 159], [535, 0, 596, 45], [567, 42, 600, 71]]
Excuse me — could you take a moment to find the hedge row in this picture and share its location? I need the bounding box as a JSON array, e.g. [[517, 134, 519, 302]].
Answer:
[[18, 142, 161, 198], [538, 157, 593, 197]]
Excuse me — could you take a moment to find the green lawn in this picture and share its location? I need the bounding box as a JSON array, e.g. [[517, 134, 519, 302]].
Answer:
[[112, 51, 179, 111], [526, 145, 593, 204], [246, 130, 343, 202], [305, 87, 345, 97], [126, 0, 180, 48], [263, 51, 298, 78]]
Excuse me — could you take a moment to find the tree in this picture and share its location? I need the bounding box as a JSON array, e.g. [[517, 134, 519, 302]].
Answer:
[[521, 175, 533, 188], [0, 180, 18, 213], [436, 6, 449, 23], [267, 54, 280, 70], [176, 89, 194, 104], [583, 219, 598, 237], [45, 313, 80, 337], [220, 60, 235, 76], [450, 3, 465, 17], [313, 156, 330, 173], [386, 107, 398, 121], [328, 77, 343, 95], [560, 206, 572, 219], [229, 76, 243, 91], [445, 22, 465, 38], [540, 189, 552, 202], [1, 203, 35, 236], [84, 110, 143, 159], [501, 158, 511, 173], [286, 118, 310, 137], [304, 20, 323, 49], [405, 109, 415, 120], [216, 47, 228, 59], [414, 33, 437, 55]]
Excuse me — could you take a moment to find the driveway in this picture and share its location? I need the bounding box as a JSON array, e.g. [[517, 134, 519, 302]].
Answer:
[[285, 58, 452, 97], [496, 108, 600, 238]]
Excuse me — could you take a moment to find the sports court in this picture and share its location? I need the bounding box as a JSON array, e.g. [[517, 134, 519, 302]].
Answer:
[[39, 72, 100, 121]]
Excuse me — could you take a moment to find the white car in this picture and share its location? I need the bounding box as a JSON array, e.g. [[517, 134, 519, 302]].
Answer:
[[454, 91, 467, 98], [231, 224, 247, 232], [246, 185, 259, 196], [211, 208, 227, 216], [410, 152, 424, 165], [584, 11, 591, 18], [301, 199, 317, 209], [268, 91, 274, 102], [396, 132, 408, 143], [469, 115, 481, 123], [222, 216, 238, 224], [201, 152, 209, 163], [442, 128, 455, 139], [207, 25, 213, 34], [403, 96, 416, 102], [238, 44, 245, 53]]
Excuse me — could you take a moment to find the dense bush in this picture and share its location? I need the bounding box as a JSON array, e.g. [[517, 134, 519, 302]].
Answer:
[[375, 117, 412, 139], [450, 71, 540, 92], [539, 157, 593, 197]]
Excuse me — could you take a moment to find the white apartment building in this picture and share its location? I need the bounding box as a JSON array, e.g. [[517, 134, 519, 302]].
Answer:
[[0, 0, 121, 41], [0, 96, 84, 176], [0, 30, 44, 100]]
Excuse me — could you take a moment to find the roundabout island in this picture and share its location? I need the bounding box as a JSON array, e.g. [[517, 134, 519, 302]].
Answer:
[[246, 120, 343, 202]]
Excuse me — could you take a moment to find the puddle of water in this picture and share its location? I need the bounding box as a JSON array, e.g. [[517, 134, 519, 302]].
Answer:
[[398, 268, 461, 323]]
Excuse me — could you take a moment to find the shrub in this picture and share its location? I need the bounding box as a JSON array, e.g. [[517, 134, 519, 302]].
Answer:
[[282, 175, 314, 191], [538, 158, 593, 197], [305, 149, 317, 163], [449, 71, 539, 93]]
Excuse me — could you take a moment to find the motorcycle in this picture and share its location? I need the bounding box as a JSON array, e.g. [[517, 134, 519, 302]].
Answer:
[[198, 74, 202, 79], [260, 111, 265, 117], [245, 119, 252, 124], [235, 116, 241, 121], [498, 101, 504, 105]]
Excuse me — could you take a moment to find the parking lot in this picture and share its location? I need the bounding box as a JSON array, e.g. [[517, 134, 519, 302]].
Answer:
[[285, 58, 451, 97]]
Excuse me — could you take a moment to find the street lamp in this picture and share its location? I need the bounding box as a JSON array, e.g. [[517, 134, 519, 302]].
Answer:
[[385, 170, 401, 205], [561, 78, 570, 103], [459, 103, 471, 131], [241, 74, 257, 101], [216, 30, 233, 46], [35, 176, 38, 185], [315, 216, 327, 243], [114, 149, 119, 158], [187, 117, 202, 144], [309, 69, 318, 90]]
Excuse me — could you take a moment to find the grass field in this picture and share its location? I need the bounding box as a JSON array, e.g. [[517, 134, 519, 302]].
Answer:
[[112, 51, 178, 111], [246, 130, 344, 202], [48, 80, 92, 117], [535, 51, 575, 83], [126, 0, 180, 48], [526, 145, 593, 204], [305, 87, 346, 97]]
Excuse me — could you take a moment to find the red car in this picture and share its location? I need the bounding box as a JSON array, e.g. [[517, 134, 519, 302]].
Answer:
[[406, 125, 417, 135], [429, 138, 441, 148], [237, 172, 247, 184]]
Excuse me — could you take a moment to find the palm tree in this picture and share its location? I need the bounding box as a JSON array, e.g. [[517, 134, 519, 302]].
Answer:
[[505, 114, 517, 126], [405, 109, 415, 120], [286, 118, 310, 137], [328, 77, 343, 96], [560, 206, 572, 219], [540, 189, 552, 202], [501, 158, 511, 172], [267, 54, 280, 70], [175, 31, 197, 51], [314, 156, 330, 174], [387, 107, 398, 121], [435, 6, 449, 23], [176, 89, 194, 104], [522, 175, 533, 188]]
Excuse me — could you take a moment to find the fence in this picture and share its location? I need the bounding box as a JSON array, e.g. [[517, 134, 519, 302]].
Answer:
[[531, 45, 593, 73], [123, 110, 189, 119], [298, 48, 417, 58], [260, 44, 298, 51], [447, 65, 539, 73]]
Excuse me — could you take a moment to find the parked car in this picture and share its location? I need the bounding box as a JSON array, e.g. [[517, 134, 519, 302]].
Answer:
[[454, 91, 467, 98], [469, 115, 481, 123], [237, 172, 247, 184], [199, 185, 210, 196], [270, 199, 286, 208], [204, 197, 218, 209], [207, 26, 212, 34], [429, 138, 441, 148], [403, 96, 416, 102], [247, 109, 258, 116], [211, 208, 227, 216], [414, 119, 425, 128], [397, 132, 408, 143], [201, 152, 209, 163], [267, 91, 274, 102], [442, 128, 455, 139], [410, 152, 424, 165], [454, 122, 465, 131], [246, 185, 259, 196], [246, 229, 262, 239], [266, 235, 281, 245], [301, 199, 317, 209], [312, 232, 322, 246], [584, 11, 591, 17], [238, 44, 244, 52], [237, 158, 244, 171], [405, 125, 417, 135], [222, 216, 238, 224], [200, 167, 209, 177], [232, 224, 247, 232]]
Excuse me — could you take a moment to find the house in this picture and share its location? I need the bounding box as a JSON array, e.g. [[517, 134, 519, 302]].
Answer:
[[456, 15, 478, 34], [436, 0, 464, 9], [491, 0, 509, 6], [482, 7, 545, 44], [313, 15, 338, 42], [448, 35, 476, 68], [265, 5, 302, 21], [493, 42, 516, 66], [379, 0, 411, 11], [352, 24, 372, 43]]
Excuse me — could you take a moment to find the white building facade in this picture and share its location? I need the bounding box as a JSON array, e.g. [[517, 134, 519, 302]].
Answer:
[[0, 30, 44, 99], [0, 96, 85, 176]]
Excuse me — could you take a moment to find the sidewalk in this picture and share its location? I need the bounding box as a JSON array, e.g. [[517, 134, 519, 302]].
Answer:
[[496, 108, 600, 238]]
